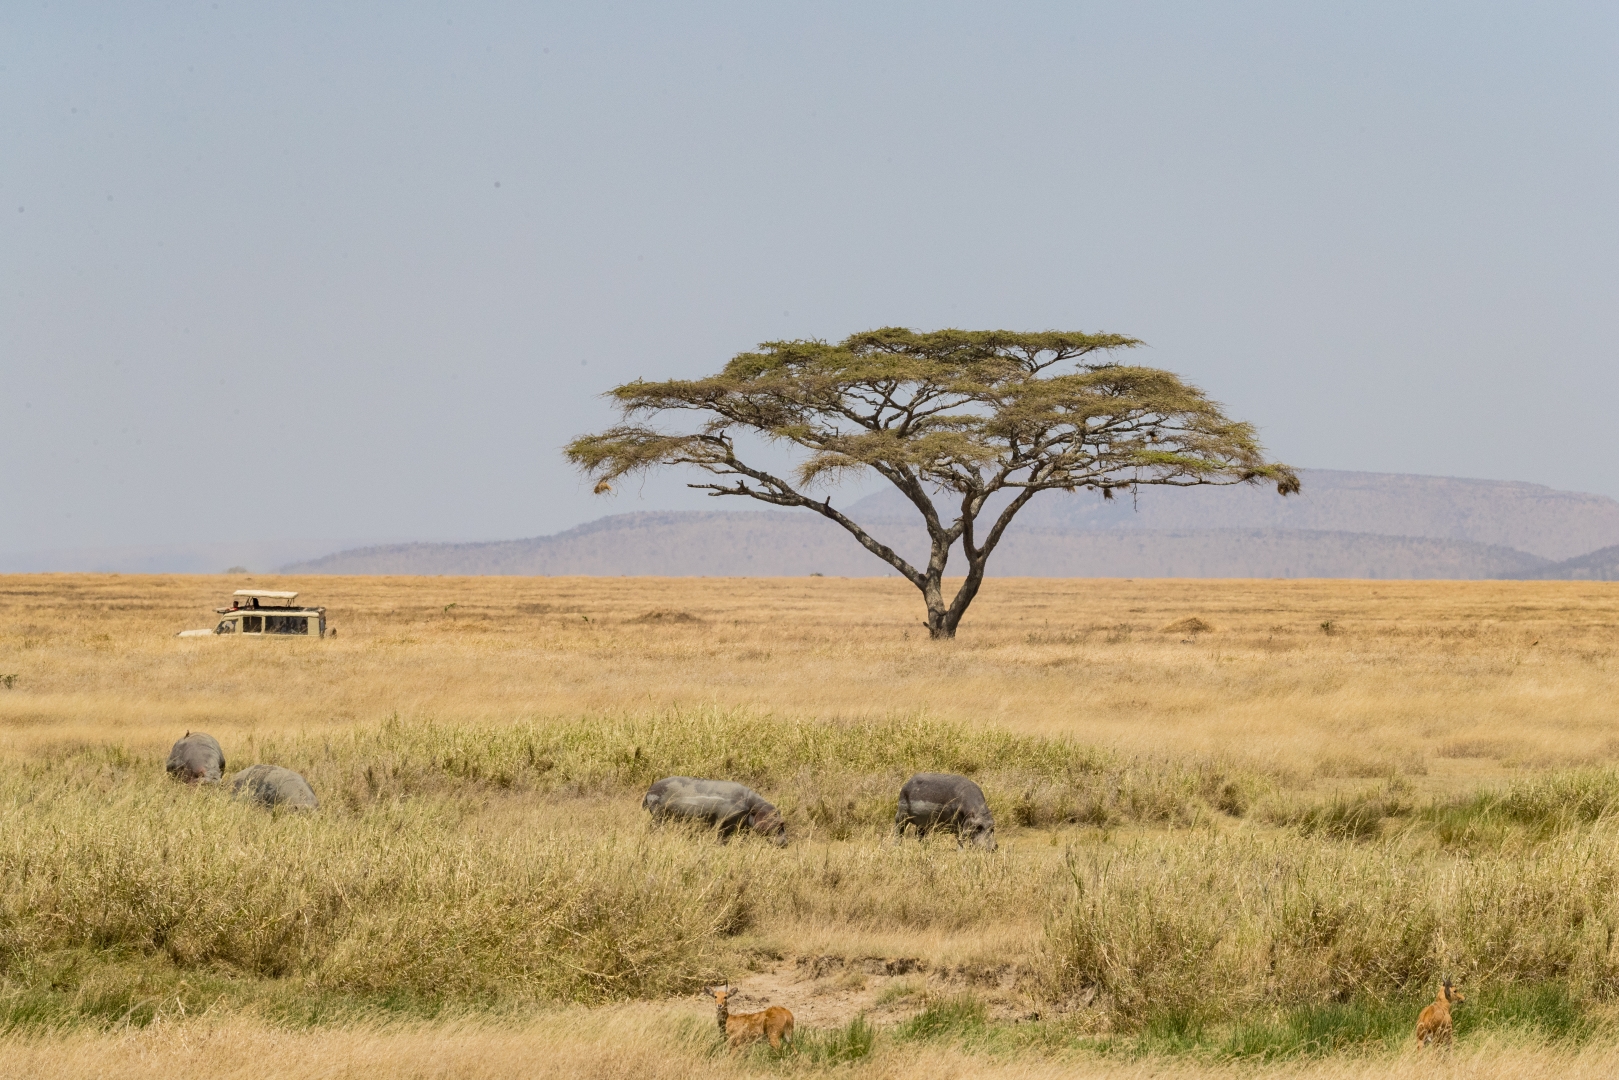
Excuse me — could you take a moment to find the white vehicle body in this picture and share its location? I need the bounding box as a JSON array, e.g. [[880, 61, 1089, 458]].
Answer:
[[177, 590, 330, 638]]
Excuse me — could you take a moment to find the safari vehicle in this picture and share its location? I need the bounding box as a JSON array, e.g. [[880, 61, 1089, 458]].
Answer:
[[176, 590, 330, 638]]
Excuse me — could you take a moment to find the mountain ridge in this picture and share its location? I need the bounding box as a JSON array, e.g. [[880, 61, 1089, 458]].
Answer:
[[1511, 544, 1619, 582], [280, 468, 1619, 580], [281, 512, 1555, 580], [843, 469, 1619, 561]]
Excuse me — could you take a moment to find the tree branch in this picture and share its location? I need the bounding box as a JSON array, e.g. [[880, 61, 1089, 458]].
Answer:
[[687, 456, 927, 587]]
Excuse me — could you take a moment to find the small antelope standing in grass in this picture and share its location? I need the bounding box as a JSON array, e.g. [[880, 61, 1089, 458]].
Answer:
[[1414, 979, 1464, 1047], [707, 985, 794, 1050]]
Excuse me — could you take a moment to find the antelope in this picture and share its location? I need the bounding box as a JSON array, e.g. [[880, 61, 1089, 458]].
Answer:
[[707, 985, 794, 1050], [1414, 979, 1464, 1047]]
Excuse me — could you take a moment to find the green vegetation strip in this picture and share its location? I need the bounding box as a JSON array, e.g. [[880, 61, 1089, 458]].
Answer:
[[721, 985, 1596, 1069], [2, 706, 1619, 1051]]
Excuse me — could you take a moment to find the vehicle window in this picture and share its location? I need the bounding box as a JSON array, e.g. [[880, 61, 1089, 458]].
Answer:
[[215, 620, 235, 634], [265, 615, 310, 635], [243, 615, 263, 633]]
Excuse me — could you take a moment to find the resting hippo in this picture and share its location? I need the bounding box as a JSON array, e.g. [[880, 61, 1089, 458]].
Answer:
[[165, 732, 225, 784], [642, 776, 786, 846], [230, 765, 319, 810], [895, 772, 996, 850]]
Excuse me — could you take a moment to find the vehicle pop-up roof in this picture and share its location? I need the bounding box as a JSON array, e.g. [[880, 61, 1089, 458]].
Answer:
[[235, 590, 298, 604], [215, 589, 303, 613]]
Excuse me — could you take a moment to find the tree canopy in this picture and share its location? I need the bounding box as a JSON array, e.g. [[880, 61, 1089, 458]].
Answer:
[[566, 328, 1298, 638]]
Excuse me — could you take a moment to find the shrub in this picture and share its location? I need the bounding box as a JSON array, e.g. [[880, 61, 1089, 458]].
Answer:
[[897, 994, 987, 1040], [1047, 831, 1619, 1025], [791, 1015, 876, 1064]]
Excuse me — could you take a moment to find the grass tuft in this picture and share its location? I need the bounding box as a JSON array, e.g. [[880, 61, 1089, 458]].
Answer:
[[786, 1015, 877, 1064], [897, 994, 988, 1040]]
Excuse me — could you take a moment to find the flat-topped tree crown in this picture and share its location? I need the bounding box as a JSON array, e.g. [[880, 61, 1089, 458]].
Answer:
[[566, 328, 1298, 639]]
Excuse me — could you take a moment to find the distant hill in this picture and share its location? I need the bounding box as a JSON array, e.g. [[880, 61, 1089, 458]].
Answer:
[[282, 468, 1619, 580], [845, 469, 1619, 562], [1509, 544, 1619, 581], [286, 512, 859, 577], [281, 512, 1552, 579]]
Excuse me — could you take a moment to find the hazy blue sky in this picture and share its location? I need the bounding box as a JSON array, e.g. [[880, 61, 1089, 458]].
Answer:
[[4, 2, 1617, 563]]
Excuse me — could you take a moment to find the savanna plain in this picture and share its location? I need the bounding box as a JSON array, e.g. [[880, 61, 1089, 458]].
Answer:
[[4, 572, 1619, 1079]]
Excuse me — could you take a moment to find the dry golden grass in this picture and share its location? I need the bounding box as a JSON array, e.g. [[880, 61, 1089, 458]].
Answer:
[[9, 1011, 1619, 1080], [4, 572, 1619, 1076], [4, 572, 1617, 780]]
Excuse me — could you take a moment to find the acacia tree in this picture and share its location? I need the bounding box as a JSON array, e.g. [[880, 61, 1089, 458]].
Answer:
[[566, 328, 1299, 639]]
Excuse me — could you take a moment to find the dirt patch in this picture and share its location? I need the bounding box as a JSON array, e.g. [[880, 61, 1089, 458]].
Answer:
[[1160, 616, 1214, 635], [1436, 738, 1523, 760], [629, 610, 702, 624], [709, 953, 1039, 1031]]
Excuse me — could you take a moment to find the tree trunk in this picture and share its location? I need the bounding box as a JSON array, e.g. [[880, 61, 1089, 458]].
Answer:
[[921, 556, 991, 640], [922, 570, 952, 639], [914, 494, 1019, 639], [919, 526, 957, 638], [944, 559, 989, 637]]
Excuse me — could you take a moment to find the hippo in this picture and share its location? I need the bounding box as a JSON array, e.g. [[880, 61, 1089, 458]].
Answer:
[[642, 777, 786, 846], [165, 732, 225, 784], [230, 764, 319, 810], [895, 772, 996, 850]]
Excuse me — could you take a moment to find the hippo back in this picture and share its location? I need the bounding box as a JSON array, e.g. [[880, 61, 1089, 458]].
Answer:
[[645, 776, 750, 819], [230, 764, 319, 810], [166, 732, 225, 784], [898, 772, 996, 849], [644, 776, 786, 844]]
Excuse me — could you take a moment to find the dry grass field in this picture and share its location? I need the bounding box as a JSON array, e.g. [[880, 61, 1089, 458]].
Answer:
[[3, 572, 1619, 1078]]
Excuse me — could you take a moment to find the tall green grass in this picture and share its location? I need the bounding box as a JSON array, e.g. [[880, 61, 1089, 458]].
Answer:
[[23, 707, 1275, 834], [1423, 769, 1619, 851], [0, 774, 754, 1004], [0, 713, 1073, 1022], [270, 708, 1271, 831], [6, 710, 1619, 1046], [786, 1016, 877, 1065], [1049, 831, 1619, 1026], [1091, 983, 1595, 1060]]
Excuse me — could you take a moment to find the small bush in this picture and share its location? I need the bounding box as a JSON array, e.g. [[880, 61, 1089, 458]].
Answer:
[[1494, 769, 1619, 827], [1216, 999, 1411, 1059], [1423, 769, 1619, 850], [1263, 783, 1411, 842], [1161, 617, 1214, 635], [791, 1015, 876, 1064], [897, 994, 987, 1040], [1463, 982, 1592, 1042], [628, 610, 701, 624], [1293, 795, 1392, 841]]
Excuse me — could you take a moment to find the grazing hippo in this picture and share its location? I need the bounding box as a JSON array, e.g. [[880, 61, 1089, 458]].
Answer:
[[895, 772, 996, 850], [230, 764, 319, 810], [165, 731, 225, 784], [642, 776, 787, 846]]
